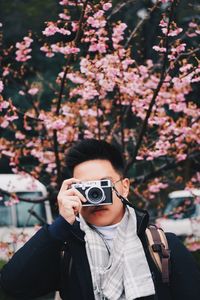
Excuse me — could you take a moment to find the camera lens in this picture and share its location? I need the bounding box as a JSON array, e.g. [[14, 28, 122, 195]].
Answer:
[[85, 187, 105, 205]]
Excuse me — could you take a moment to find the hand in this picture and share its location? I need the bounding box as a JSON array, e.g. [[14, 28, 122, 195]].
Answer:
[[57, 178, 86, 224]]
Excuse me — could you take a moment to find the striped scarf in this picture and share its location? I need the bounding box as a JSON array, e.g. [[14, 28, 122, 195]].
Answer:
[[80, 206, 155, 300]]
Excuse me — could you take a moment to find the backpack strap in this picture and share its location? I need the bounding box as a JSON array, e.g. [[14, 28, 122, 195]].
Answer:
[[145, 224, 170, 283]]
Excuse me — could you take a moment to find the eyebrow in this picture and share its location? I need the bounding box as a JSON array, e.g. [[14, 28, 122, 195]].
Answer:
[[100, 176, 114, 181]]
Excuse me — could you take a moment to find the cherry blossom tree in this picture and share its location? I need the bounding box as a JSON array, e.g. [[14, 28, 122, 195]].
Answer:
[[0, 0, 199, 226]]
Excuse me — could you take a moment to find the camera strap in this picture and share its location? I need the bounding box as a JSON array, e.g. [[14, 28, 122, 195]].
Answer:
[[112, 185, 129, 205], [112, 185, 170, 283]]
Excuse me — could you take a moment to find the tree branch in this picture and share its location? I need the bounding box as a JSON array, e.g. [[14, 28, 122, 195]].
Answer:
[[133, 151, 200, 185], [56, 0, 89, 115], [54, 0, 89, 186], [125, 3, 159, 49], [108, 0, 136, 20], [124, 0, 177, 175]]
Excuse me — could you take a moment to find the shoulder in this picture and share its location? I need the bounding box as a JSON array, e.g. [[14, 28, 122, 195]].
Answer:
[[165, 232, 192, 260], [164, 233, 200, 299], [165, 232, 200, 275], [165, 232, 189, 253]]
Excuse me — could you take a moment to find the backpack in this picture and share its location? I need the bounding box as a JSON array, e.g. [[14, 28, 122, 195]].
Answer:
[[145, 224, 170, 283]]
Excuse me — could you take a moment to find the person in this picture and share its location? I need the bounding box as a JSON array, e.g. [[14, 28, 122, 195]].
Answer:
[[0, 139, 200, 300]]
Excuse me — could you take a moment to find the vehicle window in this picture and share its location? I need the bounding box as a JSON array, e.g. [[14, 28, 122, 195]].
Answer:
[[15, 202, 46, 227], [0, 192, 46, 227], [0, 197, 13, 226], [16, 192, 46, 227], [164, 197, 196, 219]]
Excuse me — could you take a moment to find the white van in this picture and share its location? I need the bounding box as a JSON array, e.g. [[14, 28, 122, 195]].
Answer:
[[0, 174, 53, 260], [156, 189, 200, 237]]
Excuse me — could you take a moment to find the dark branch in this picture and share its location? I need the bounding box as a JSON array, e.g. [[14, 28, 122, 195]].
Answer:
[[124, 0, 176, 175]]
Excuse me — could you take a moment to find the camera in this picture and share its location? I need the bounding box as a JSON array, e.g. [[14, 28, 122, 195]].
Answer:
[[72, 179, 113, 206]]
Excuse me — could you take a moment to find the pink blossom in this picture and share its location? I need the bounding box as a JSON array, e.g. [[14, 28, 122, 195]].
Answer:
[[15, 132, 25, 140], [112, 23, 127, 48], [66, 73, 85, 84], [103, 3, 112, 11], [149, 185, 160, 193], [42, 24, 58, 36], [161, 27, 167, 35], [47, 119, 66, 130], [40, 45, 54, 58], [7, 115, 18, 122], [136, 156, 144, 160], [0, 101, 9, 111], [57, 28, 71, 35], [186, 32, 197, 38], [2, 150, 15, 157], [46, 163, 56, 173], [59, 13, 70, 20], [160, 0, 170, 3], [168, 27, 183, 36], [0, 80, 4, 93], [59, 0, 76, 5], [176, 153, 187, 161], [179, 64, 192, 73], [4, 199, 18, 207], [153, 45, 166, 52], [83, 130, 94, 139], [89, 42, 107, 53], [122, 58, 135, 70], [2, 67, 10, 77], [71, 21, 79, 32], [171, 43, 186, 54], [191, 76, 200, 83], [23, 37, 33, 45], [15, 36, 33, 62], [159, 19, 168, 27], [1, 119, 9, 128], [189, 22, 197, 28], [19, 90, 25, 95], [28, 87, 39, 95], [146, 156, 154, 161], [59, 0, 69, 4], [87, 10, 106, 28], [94, 10, 104, 18], [51, 44, 80, 55], [46, 52, 55, 58]]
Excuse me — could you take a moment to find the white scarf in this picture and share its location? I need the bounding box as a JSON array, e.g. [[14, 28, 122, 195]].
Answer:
[[80, 206, 155, 300]]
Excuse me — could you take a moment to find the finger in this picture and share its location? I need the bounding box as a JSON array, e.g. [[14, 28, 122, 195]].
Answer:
[[70, 188, 87, 203], [65, 195, 83, 205], [71, 199, 82, 214], [60, 178, 80, 191], [58, 188, 86, 203], [63, 198, 82, 214]]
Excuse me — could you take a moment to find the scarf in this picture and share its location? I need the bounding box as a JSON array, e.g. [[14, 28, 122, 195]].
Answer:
[[80, 206, 155, 300]]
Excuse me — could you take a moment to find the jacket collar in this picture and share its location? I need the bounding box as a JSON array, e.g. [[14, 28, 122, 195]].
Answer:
[[126, 200, 149, 237]]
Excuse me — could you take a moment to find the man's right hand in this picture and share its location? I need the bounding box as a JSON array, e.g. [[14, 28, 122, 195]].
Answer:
[[57, 178, 86, 224]]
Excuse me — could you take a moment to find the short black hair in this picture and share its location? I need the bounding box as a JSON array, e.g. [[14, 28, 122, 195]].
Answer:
[[65, 139, 124, 176]]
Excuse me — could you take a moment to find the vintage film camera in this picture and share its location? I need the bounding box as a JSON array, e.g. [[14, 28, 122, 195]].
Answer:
[[72, 179, 113, 206]]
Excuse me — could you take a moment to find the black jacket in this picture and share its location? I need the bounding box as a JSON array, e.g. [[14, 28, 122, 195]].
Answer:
[[1, 206, 200, 300]]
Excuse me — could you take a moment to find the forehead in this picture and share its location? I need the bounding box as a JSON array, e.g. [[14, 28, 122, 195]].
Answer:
[[73, 159, 119, 181]]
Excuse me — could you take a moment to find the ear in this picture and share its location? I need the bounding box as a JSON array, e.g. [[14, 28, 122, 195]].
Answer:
[[122, 178, 130, 198]]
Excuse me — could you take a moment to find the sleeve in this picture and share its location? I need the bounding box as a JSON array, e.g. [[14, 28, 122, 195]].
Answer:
[[167, 232, 200, 300], [0, 216, 73, 299]]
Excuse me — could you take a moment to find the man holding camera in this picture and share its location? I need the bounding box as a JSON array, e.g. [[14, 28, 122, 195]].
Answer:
[[1, 139, 200, 300]]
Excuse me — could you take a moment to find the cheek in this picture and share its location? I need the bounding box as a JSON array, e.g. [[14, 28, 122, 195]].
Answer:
[[80, 207, 90, 218], [112, 194, 123, 209], [113, 185, 125, 199]]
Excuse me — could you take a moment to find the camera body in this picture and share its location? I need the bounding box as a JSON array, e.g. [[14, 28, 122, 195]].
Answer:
[[72, 179, 113, 206]]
